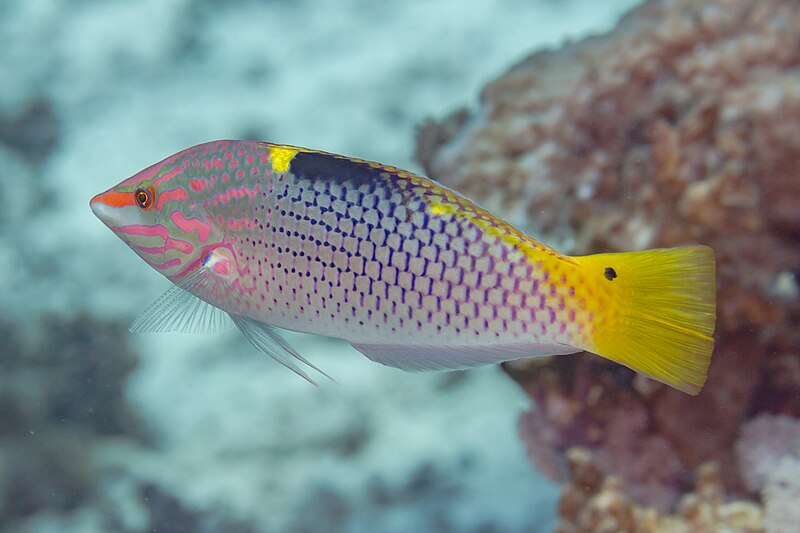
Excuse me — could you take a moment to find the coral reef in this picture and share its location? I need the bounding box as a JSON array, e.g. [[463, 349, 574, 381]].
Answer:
[[761, 456, 800, 533], [736, 414, 800, 493], [736, 415, 800, 532], [0, 99, 59, 163], [0, 314, 140, 527], [135, 483, 260, 533], [0, 315, 268, 533], [556, 447, 763, 533], [418, 0, 800, 521]]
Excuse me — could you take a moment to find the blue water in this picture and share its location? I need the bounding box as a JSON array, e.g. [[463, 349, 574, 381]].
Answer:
[[0, 1, 641, 531]]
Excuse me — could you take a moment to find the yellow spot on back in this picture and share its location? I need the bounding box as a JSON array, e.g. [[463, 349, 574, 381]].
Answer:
[[425, 193, 576, 267], [429, 202, 457, 216], [270, 146, 298, 173]]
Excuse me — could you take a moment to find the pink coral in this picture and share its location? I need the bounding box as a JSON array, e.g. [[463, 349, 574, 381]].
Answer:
[[762, 456, 800, 533], [418, 0, 800, 514], [556, 448, 763, 533], [736, 414, 800, 493], [516, 357, 687, 511]]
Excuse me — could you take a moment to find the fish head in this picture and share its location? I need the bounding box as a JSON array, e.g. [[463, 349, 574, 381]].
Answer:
[[90, 147, 220, 280]]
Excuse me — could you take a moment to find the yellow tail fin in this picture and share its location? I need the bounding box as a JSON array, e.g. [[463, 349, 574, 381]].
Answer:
[[576, 246, 716, 395]]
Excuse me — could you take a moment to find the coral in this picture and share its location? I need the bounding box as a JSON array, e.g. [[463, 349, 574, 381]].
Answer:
[[556, 447, 763, 533], [736, 414, 800, 493], [762, 456, 800, 533], [0, 314, 141, 525], [735, 415, 800, 533], [418, 0, 800, 514], [0, 99, 59, 163], [515, 357, 688, 511], [136, 483, 260, 533]]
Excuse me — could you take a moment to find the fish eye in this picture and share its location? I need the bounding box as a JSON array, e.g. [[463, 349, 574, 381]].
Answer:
[[134, 187, 154, 209]]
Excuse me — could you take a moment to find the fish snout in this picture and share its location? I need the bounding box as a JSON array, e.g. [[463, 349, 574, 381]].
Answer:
[[90, 192, 110, 221], [90, 189, 136, 226]]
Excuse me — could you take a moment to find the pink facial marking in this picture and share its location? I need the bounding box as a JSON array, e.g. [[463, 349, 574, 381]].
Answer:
[[214, 158, 224, 169], [225, 151, 232, 160], [155, 187, 188, 211], [132, 245, 165, 255], [171, 211, 212, 243], [190, 179, 209, 192], [114, 224, 170, 241], [116, 150, 185, 188], [231, 159, 239, 169], [132, 237, 193, 256], [152, 258, 183, 270], [246, 154, 254, 165], [209, 185, 261, 207], [226, 216, 258, 231], [153, 166, 184, 187], [165, 237, 194, 254]]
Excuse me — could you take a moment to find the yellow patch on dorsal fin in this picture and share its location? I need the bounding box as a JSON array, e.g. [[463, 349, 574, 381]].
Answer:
[[269, 146, 299, 173], [425, 195, 576, 266]]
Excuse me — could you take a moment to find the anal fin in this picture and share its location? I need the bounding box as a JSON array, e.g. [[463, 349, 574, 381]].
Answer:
[[350, 342, 580, 372]]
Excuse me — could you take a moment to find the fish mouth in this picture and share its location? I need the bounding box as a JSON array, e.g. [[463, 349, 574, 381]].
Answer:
[[89, 192, 105, 208], [91, 188, 139, 225], [90, 192, 113, 225]]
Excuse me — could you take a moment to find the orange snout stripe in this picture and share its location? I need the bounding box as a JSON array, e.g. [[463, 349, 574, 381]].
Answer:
[[90, 190, 135, 208]]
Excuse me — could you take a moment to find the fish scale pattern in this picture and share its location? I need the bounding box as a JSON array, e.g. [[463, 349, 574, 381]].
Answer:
[[177, 141, 588, 348]]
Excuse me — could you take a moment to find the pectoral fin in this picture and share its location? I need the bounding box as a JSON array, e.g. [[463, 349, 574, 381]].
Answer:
[[130, 267, 231, 334]]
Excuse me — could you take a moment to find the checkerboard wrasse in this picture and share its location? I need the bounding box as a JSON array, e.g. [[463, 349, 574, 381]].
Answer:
[[90, 141, 716, 394]]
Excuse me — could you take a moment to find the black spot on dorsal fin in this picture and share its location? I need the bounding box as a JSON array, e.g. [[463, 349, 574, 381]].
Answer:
[[289, 150, 400, 187], [604, 267, 617, 281]]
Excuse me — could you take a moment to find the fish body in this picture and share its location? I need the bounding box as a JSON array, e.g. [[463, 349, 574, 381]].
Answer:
[[91, 140, 716, 394]]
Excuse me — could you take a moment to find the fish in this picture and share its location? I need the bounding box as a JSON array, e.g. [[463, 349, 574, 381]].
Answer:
[[90, 140, 716, 394]]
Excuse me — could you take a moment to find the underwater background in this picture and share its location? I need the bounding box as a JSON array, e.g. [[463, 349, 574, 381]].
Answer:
[[2, 0, 798, 532]]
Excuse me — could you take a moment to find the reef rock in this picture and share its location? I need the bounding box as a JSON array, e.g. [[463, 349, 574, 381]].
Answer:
[[556, 447, 763, 533], [417, 0, 800, 516]]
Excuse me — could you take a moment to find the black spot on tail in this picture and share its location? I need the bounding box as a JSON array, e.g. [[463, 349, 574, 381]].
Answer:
[[604, 267, 617, 281]]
